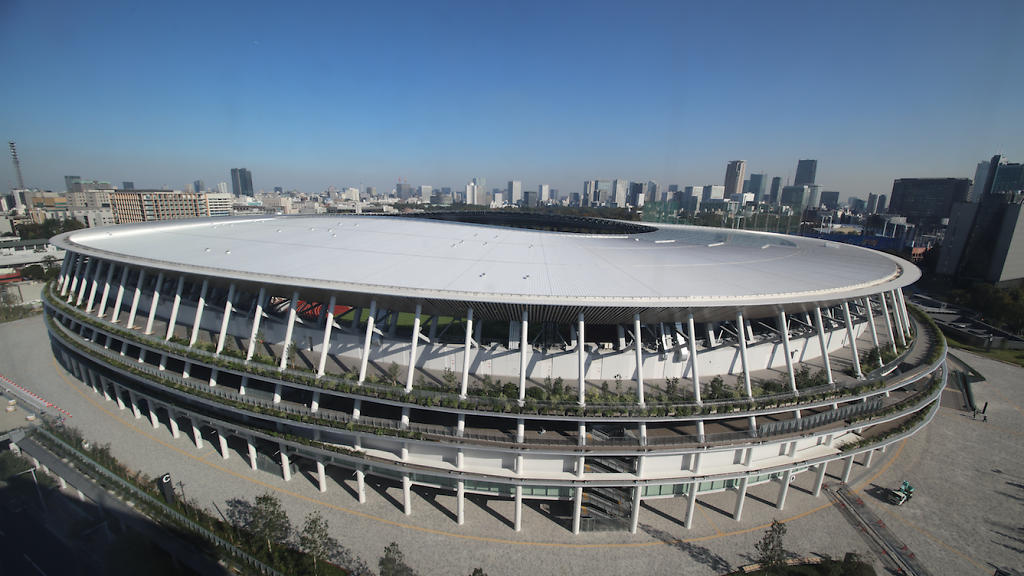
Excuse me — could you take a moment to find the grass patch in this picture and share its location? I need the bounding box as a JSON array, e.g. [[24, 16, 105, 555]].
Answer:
[[943, 333, 1024, 369]]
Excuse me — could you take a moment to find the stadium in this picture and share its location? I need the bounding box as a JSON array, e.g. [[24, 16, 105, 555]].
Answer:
[[43, 213, 945, 534]]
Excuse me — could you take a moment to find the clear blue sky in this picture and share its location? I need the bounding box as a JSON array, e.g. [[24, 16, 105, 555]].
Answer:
[[2, 0, 1022, 200]]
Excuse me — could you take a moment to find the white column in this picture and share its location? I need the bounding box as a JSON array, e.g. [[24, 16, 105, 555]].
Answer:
[[356, 466, 366, 503], [737, 311, 752, 397], [634, 313, 645, 406], [278, 291, 300, 370], [245, 287, 266, 360], [165, 276, 186, 340], [890, 291, 907, 347], [842, 301, 863, 378], [147, 401, 160, 429], [127, 390, 142, 419], [310, 391, 320, 413], [879, 292, 897, 354], [457, 480, 465, 525], [518, 310, 528, 405], [812, 463, 827, 497], [57, 253, 74, 293], [113, 383, 126, 410], [516, 419, 525, 443], [191, 418, 204, 449], [514, 485, 523, 531], [862, 449, 874, 468], [144, 272, 164, 335], [460, 308, 473, 399], [629, 486, 642, 534], [577, 312, 586, 406], [733, 476, 749, 520], [216, 284, 237, 354], [316, 458, 327, 492], [210, 369, 219, 387], [168, 410, 180, 439], [776, 470, 792, 510], [778, 310, 797, 392], [403, 475, 412, 515], [896, 288, 912, 336], [280, 446, 291, 481], [684, 483, 698, 529], [75, 258, 95, 306], [111, 266, 130, 323], [65, 254, 83, 299], [96, 262, 115, 317], [126, 270, 146, 329], [247, 437, 258, 470], [272, 383, 282, 403], [862, 297, 882, 370], [358, 301, 377, 383], [85, 261, 104, 312], [189, 280, 209, 347], [218, 429, 230, 459], [317, 295, 337, 377], [840, 455, 854, 483], [405, 304, 422, 392], [687, 314, 702, 403], [814, 307, 833, 384]]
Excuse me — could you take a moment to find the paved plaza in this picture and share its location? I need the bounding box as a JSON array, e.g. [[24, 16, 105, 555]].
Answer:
[[2, 316, 1021, 575]]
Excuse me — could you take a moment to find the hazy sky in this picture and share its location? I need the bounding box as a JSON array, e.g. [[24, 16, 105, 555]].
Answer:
[[2, 1, 1022, 200]]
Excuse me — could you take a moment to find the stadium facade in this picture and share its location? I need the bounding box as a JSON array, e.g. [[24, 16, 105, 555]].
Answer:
[[44, 213, 944, 533]]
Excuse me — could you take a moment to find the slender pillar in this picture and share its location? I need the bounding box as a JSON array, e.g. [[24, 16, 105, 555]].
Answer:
[[634, 313, 645, 406], [514, 485, 523, 531], [629, 486, 642, 534], [687, 313, 701, 403], [165, 276, 186, 340], [110, 267, 129, 323], [356, 467, 366, 503], [572, 486, 583, 534], [280, 447, 291, 481], [215, 284, 237, 354], [247, 437, 258, 470], [210, 369, 219, 387], [126, 270, 146, 329], [684, 484, 698, 529], [358, 301, 378, 383], [352, 399, 361, 421], [736, 311, 752, 397], [189, 280, 209, 347], [518, 310, 528, 405], [890, 291, 907, 347], [814, 307, 833, 384], [168, 410, 180, 439], [778, 310, 797, 392], [66, 254, 83, 299], [272, 383, 282, 404], [57, 253, 74, 293], [191, 418, 204, 449], [460, 308, 473, 399], [862, 449, 874, 468], [75, 258, 95, 306], [879, 292, 897, 354], [317, 295, 337, 377], [147, 402, 160, 429], [85, 261, 103, 312], [457, 414, 465, 436], [776, 470, 793, 510], [127, 390, 142, 419], [143, 272, 164, 335], [218, 430, 230, 459], [278, 291, 300, 370], [113, 383, 126, 410], [840, 456, 854, 483], [862, 297, 882, 370], [516, 419, 525, 444], [842, 301, 863, 378], [896, 288, 912, 336], [96, 262, 115, 316], [316, 458, 327, 492], [245, 287, 266, 360], [405, 304, 422, 392], [733, 476, 749, 520], [812, 463, 827, 497], [310, 391, 320, 413], [577, 312, 586, 406], [457, 480, 465, 525], [403, 475, 412, 515]]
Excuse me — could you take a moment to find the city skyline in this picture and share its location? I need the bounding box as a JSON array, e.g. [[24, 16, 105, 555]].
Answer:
[[1, 1, 1022, 199]]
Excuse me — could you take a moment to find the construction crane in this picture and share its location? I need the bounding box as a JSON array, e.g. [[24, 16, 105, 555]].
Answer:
[[9, 141, 26, 190]]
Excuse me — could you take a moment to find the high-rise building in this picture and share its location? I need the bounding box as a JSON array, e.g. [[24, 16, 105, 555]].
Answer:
[[747, 174, 767, 203], [938, 191, 1024, 287], [464, 183, 480, 205], [473, 178, 486, 193], [274, 187, 283, 194], [207, 193, 232, 217], [724, 161, 746, 199], [366, 187, 377, 197], [866, 194, 879, 214], [820, 191, 840, 210], [396, 183, 413, 200], [877, 195, 887, 213], [194, 180, 205, 194], [628, 182, 647, 207], [419, 186, 433, 198], [794, 159, 817, 186], [122, 181, 135, 190], [538, 184, 550, 204], [594, 180, 611, 206], [972, 155, 1004, 198], [217, 182, 228, 195], [65, 176, 81, 193], [647, 181, 660, 203], [769, 177, 782, 205], [888, 178, 972, 232], [508, 181, 522, 205], [611, 179, 629, 206], [702, 185, 725, 202], [231, 168, 254, 197], [780, 186, 810, 209], [991, 163, 1024, 194], [807, 185, 822, 209]]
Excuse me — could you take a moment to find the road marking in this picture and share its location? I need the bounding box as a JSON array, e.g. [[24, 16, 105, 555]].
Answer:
[[51, 357, 847, 548], [696, 502, 723, 536]]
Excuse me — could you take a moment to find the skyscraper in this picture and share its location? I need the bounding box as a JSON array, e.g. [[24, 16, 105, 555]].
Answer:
[[122, 181, 134, 190], [508, 181, 522, 205], [538, 184, 550, 204], [194, 180, 205, 194], [747, 173, 767, 203], [769, 177, 782, 205], [866, 194, 879, 214], [231, 168, 253, 197], [724, 161, 746, 199], [396, 183, 413, 200], [794, 160, 817, 186], [473, 178, 486, 192], [647, 181, 660, 203], [217, 182, 228, 195], [611, 179, 629, 206], [888, 178, 972, 232]]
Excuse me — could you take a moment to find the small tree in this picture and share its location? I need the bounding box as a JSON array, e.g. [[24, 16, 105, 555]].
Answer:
[[300, 511, 337, 576], [387, 362, 403, 385], [249, 492, 291, 555], [442, 367, 458, 392], [471, 569, 488, 576], [754, 519, 788, 575], [379, 542, 412, 576]]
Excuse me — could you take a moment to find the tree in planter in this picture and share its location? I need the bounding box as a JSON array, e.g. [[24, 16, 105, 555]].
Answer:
[[441, 367, 458, 392], [300, 511, 338, 576], [287, 340, 299, 368], [754, 519, 788, 575], [379, 541, 413, 576], [248, 492, 292, 556], [387, 362, 403, 386]]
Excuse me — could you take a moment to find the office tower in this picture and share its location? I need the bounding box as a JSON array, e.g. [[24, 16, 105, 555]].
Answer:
[[702, 185, 725, 202], [877, 195, 887, 213], [217, 182, 228, 194], [550, 189, 558, 201], [594, 180, 611, 206], [746, 174, 767, 203], [780, 186, 810, 209], [538, 184, 550, 203], [628, 182, 647, 206], [419, 186, 433, 198], [122, 181, 135, 190], [991, 163, 1024, 194], [231, 168, 254, 197], [396, 183, 413, 200], [820, 191, 840, 210], [473, 178, 486, 192], [611, 179, 629, 206], [194, 180, 205, 194], [939, 190, 1024, 287], [866, 194, 879, 214], [668, 184, 679, 193], [64, 176, 82, 192], [274, 187, 283, 194], [769, 177, 782, 205], [366, 187, 377, 197], [508, 181, 522, 205], [465, 183, 480, 205], [806, 185, 822, 208], [583, 181, 594, 206], [569, 192, 580, 205], [724, 161, 746, 199], [888, 178, 972, 232], [972, 155, 1004, 199], [648, 181, 660, 203], [185, 183, 194, 194], [522, 189, 537, 207], [680, 187, 701, 211], [794, 159, 817, 186]]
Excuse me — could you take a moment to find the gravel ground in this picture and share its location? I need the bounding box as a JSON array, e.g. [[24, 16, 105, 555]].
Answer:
[[3, 315, 1020, 576]]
